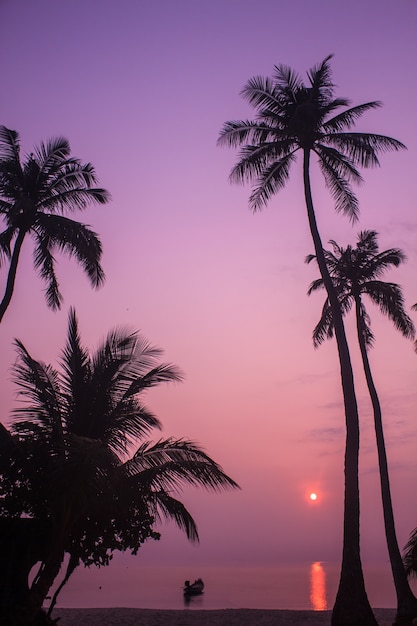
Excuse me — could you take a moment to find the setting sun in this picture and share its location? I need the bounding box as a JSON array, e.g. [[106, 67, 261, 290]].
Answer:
[[310, 493, 318, 501]]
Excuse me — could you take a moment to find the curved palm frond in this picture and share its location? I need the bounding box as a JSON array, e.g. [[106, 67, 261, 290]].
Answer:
[[273, 62, 304, 95], [0, 126, 21, 162], [247, 152, 297, 211], [218, 120, 285, 148], [316, 148, 360, 220], [324, 133, 406, 168], [33, 137, 71, 177], [323, 102, 382, 132], [148, 491, 199, 542], [0, 227, 13, 265], [404, 528, 417, 578], [241, 75, 284, 112], [11, 340, 63, 439], [126, 438, 239, 492], [34, 213, 105, 289], [364, 281, 415, 338]]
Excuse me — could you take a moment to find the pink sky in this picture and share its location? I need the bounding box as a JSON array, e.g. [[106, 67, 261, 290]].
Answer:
[[0, 0, 416, 578]]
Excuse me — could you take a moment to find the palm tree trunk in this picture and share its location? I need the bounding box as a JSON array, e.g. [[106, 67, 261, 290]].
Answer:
[[355, 298, 417, 625], [0, 229, 25, 323], [47, 553, 79, 617], [22, 544, 66, 625], [303, 149, 377, 626]]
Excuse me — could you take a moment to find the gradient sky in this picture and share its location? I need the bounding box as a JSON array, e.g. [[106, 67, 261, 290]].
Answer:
[[0, 0, 416, 577]]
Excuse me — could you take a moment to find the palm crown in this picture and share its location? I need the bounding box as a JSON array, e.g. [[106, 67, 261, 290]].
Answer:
[[306, 230, 415, 347], [4, 309, 238, 543], [0, 126, 110, 318], [218, 54, 405, 218]]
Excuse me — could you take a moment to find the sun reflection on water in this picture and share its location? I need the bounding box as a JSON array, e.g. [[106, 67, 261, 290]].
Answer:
[[310, 561, 327, 610]]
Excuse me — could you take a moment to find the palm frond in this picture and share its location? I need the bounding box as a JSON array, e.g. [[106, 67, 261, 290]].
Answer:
[[248, 152, 297, 211], [315, 143, 363, 184], [306, 277, 325, 295], [12, 340, 63, 438], [403, 527, 417, 577], [0, 199, 15, 215], [324, 133, 406, 168], [34, 214, 105, 289], [312, 299, 334, 347], [0, 126, 21, 162], [218, 120, 284, 148], [241, 75, 284, 112], [272, 63, 304, 95], [317, 150, 359, 220], [0, 227, 13, 265], [323, 102, 382, 132], [33, 137, 70, 174], [127, 438, 240, 492], [32, 233, 62, 310], [47, 161, 103, 194], [60, 308, 91, 430], [38, 186, 110, 214], [229, 140, 296, 185], [364, 282, 415, 339], [149, 491, 199, 542], [307, 55, 334, 105], [356, 230, 379, 253]]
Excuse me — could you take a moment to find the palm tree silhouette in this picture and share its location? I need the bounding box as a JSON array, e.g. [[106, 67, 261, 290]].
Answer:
[[0, 126, 109, 322], [306, 230, 417, 624], [0, 309, 238, 624], [218, 55, 405, 626]]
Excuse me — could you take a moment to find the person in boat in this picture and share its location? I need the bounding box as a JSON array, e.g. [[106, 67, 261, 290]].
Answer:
[[183, 578, 204, 595]]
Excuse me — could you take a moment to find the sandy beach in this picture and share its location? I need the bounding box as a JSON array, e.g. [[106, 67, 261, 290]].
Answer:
[[53, 608, 397, 626]]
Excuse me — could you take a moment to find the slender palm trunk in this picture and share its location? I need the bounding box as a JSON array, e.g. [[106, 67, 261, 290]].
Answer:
[[0, 229, 25, 323], [303, 149, 376, 626], [47, 553, 79, 617], [355, 297, 417, 625]]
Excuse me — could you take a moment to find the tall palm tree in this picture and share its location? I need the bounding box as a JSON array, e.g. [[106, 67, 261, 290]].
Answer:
[[0, 309, 239, 625], [218, 55, 405, 626], [306, 230, 417, 625], [0, 126, 110, 323]]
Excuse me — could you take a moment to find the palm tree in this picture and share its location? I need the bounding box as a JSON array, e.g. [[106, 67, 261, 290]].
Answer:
[[306, 230, 417, 625], [0, 309, 239, 625], [0, 126, 110, 323], [218, 55, 405, 626]]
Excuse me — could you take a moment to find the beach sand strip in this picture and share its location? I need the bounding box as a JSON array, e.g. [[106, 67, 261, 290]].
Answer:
[[54, 607, 397, 625]]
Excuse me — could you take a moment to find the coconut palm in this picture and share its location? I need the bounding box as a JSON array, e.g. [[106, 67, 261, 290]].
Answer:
[[306, 230, 417, 625], [218, 55, 405, 626], [0, 309, 239, 625], [0, 126, 109, 323]]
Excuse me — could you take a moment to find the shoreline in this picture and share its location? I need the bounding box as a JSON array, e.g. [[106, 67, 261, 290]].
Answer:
[[53, 607, 397, 625]]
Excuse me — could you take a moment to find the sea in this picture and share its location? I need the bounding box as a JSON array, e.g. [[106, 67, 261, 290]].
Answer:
[[53, 562, 417, 611]]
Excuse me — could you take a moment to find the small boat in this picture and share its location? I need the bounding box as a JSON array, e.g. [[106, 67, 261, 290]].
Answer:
[[183, 578, 204, 596]]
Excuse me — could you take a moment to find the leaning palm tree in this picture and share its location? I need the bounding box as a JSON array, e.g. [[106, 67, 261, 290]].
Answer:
[[0, 126, 109, 322], [218, 55, 405, 626], [0, 309, 238, 625], [306, 230, 417, 625]]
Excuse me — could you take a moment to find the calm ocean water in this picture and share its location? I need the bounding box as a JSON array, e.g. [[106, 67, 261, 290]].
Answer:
[[54, 561, 417, 611]]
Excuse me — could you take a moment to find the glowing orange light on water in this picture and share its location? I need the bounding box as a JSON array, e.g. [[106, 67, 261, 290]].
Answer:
[[310, 561, 327, 610]]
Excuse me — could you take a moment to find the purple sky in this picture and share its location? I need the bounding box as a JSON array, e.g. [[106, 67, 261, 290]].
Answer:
[[1, 0, 416, 578]]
